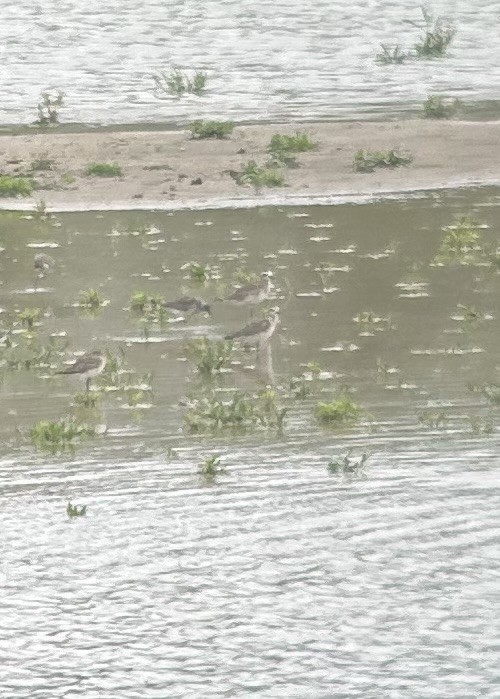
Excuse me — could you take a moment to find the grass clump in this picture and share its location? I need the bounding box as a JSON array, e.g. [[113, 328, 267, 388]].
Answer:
[[354, 149, 413, 173], [153, 69, 207, 97], [30, 157, 54, 171], [434, 215, 483, 265], [232, 160, 286, 189], [268, 132, 317, 155], [0, 176, 33, 197], [375, 44, 409, 65], [314, 393, 362, 426], [185, 337, 234, 377], [30, 418, 95, 454], [35, 89, 64, 126], [189, 120, 234, 139], [327, 449, 369, 475], [67, 502, 87, 517], [85, 163, 123, 178], [423, 95, 460, 119], [409, 7, 455, 59]]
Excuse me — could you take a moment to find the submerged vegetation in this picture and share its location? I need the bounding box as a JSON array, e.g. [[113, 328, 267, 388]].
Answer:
[[314, 392, 363, 425], [327, 450, 370, 475], [410, 7, 455, 59], [153, 68, 207, 97], [30, 418, 95, 454], [185, 337, 234, 377], [189, 120, 234, 139], [67, 502, 87, 517], [78, 288, 105, 309], [198, 455, 225, 482], [183, 389, 287, 434], [375, 45, 409, 65], [314, 393, 363, 426], [433, 215, 484, 265], [354, 149, 413, 173], [377, 7, 455, 64]]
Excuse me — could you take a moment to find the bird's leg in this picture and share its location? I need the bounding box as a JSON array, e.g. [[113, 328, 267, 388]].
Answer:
[[85, 377, 90, 392]]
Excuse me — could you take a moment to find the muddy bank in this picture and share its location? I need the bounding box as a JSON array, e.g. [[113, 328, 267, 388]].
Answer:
[[1, 119, 500, 211]]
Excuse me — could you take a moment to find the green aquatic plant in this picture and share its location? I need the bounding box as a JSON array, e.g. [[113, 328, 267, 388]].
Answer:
[[327, 450, 369, 474], [289, 363, 322, 399], [184, 337, 234, 377], [233, 160, 286, 189], [353, 310, 393, 333], [18, 307, 42, 331], [198, 455, 225, 481], [73, 391, 102, 409], [35, 89, 64, 126], [185, 261, 213, 284], [479, 384, 500, 406], [354, 149, 413, 173], [130, 291, 149, 313], [257, 388, 288, 432], [408, 7, 455, 58], [467, 416, 494, 435], [78, 288, 104, 309], [375, 44, 409, 65], [314, 393, 362, 426], [30, 418, 95, 454], [189, 120, 234, 139], [67, 502, 87, 518], [153, 68, 208, 97], [183, 389, 287, 434], [85, 163, 123, 177], [423, 95, 460, 119], [434, 216, 483, 265], [0, 176, 33, 197], [417, 410, 447, 429]]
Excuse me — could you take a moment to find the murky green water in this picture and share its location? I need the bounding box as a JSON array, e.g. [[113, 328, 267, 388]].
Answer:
[[1, 188, 500, 697], [3, 0, 500, 126]]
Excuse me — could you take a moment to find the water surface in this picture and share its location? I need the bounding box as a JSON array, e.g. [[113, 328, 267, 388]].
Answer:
[[1, 188, 500, 696], [2, 0, 500, 126]]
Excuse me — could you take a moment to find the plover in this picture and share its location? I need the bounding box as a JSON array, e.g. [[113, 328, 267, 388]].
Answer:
[[225, 306, 280, 347], [224, 271, 273, 306], [34, 252, 55, 275], [162, 296, 211, 316], [56, 350, 106, 391]]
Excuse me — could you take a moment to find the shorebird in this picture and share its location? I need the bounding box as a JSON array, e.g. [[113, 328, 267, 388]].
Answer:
[[225, 306, 280, 347], [224, 271, 273, 307], [56, 350, 106, 391], [162, 296, 211, 316], [34, 252, 55, 275]]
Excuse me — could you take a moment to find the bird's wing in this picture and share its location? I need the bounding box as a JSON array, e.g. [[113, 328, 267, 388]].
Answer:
[[227, 317, 268, 339], [225, 283, 258, 301]]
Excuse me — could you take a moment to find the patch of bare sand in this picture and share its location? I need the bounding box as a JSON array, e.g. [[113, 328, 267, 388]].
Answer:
[[1, 120, 500, 210]]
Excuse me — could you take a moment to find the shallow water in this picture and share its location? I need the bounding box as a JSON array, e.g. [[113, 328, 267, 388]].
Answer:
[[1, 188, 500, 697], [3, 0, 500, 126]]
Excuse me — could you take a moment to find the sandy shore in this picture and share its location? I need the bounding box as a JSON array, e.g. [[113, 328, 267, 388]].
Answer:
[[1, 120, 500, 211]]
